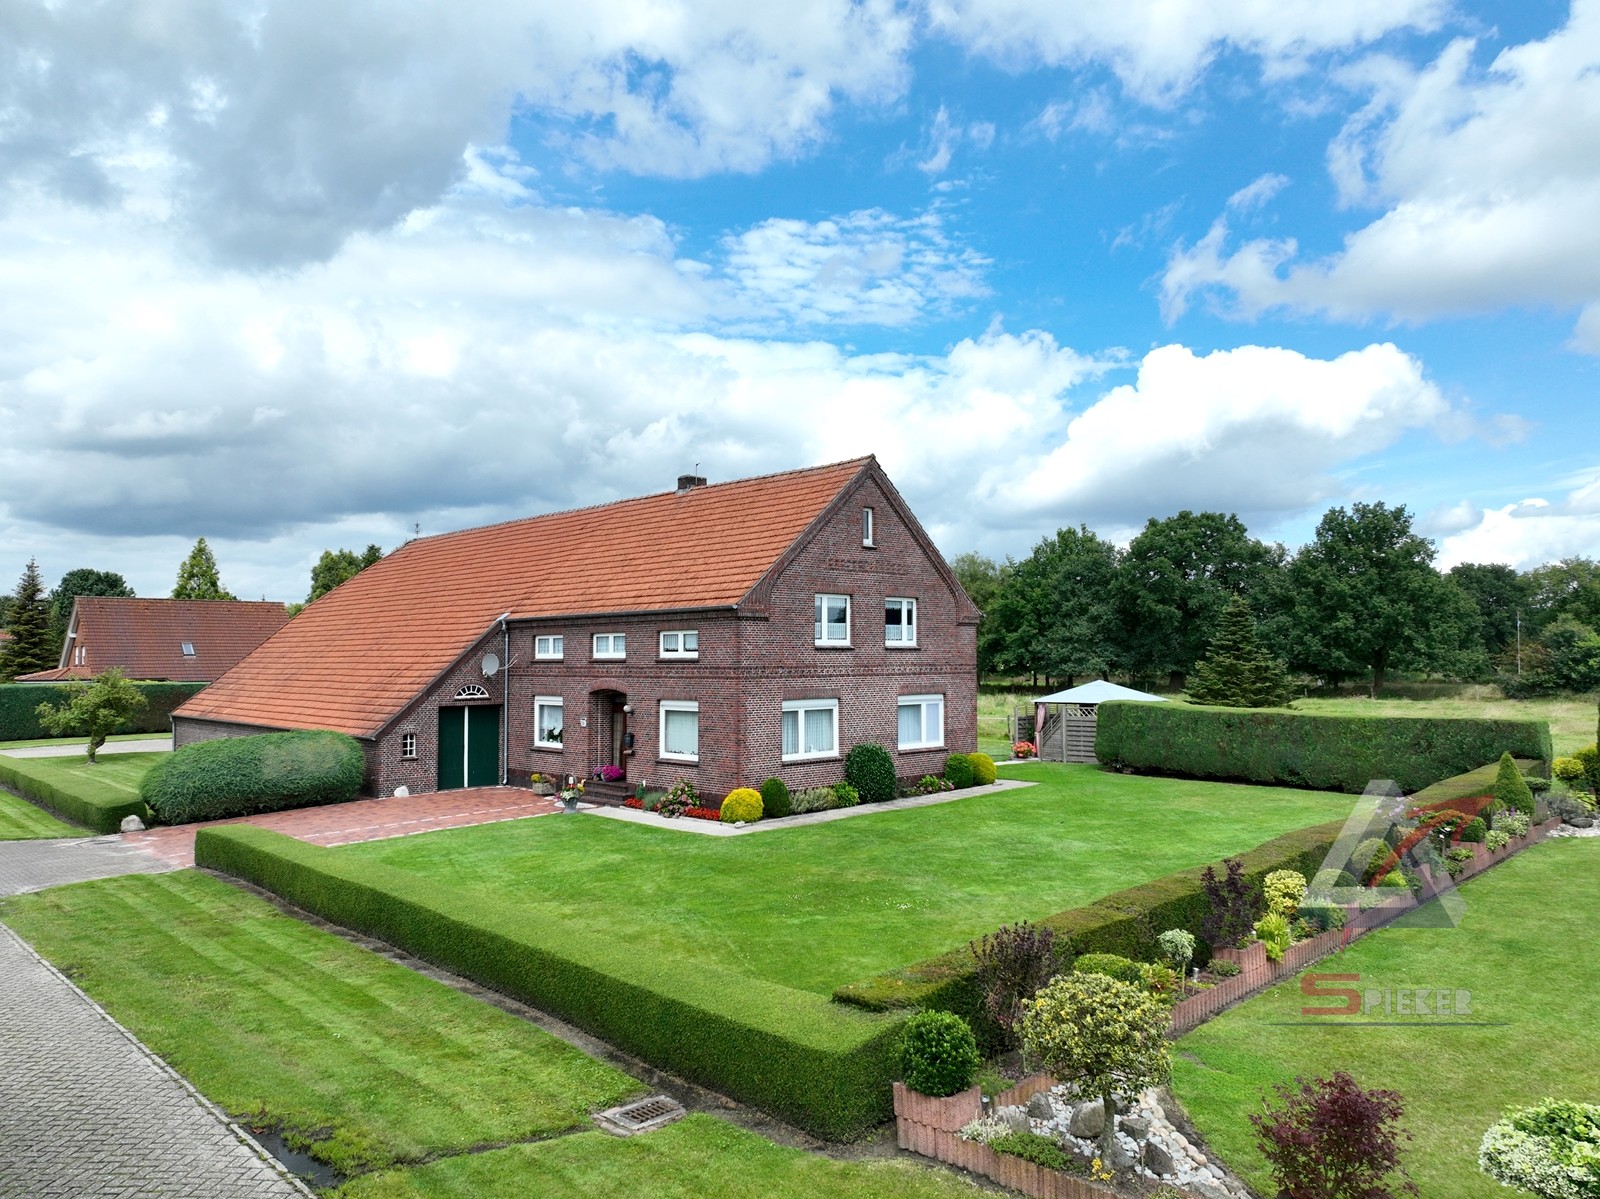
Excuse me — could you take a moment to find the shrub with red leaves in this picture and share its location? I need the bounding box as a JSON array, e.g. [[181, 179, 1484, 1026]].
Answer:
[[1251, 1072, 1417, 1199]]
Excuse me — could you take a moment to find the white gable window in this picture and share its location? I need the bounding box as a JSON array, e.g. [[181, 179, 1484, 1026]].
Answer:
[[898, 694, 944, 751], [534, 697, 564, 748], [593, 633, 626, 659], [74, 645, 87, 666], [455, 684, 490, 700], [862, 506, 875, 547], [534, 635, 563, 660], [782, 698, 838, 761], [660, 701, 700, 762], [401, 732, 417, 759], [885, 597, 917, 647], [659, 630, 699, 659], [814, 594, 851, 646]]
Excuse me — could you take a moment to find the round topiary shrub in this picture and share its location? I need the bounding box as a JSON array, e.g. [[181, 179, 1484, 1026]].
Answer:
[[140, 729, 365, 825], [944, 752, 975, 789], [719, 787, 764, 823], [966, 752, 997, 785], [844, 741, 897, 804], [1072, 952, 1145, 985], [1461, 816, 1487, 843], [1310, 868, 1357, 895], [759, 776, 792, 819], [900, 1010, 980, 1098], [1349, 837, 1393, 881]]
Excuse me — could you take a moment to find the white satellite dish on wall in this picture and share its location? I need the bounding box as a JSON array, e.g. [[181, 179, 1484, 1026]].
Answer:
[[481, 652, 500, 677]]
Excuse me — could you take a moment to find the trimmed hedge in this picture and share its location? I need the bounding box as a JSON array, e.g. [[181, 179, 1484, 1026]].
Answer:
[[834, 819, 1345, 1020], [0, 681, 206, 742], [1410, 758, 1542, 809], [195, 826, 903, 1140], [0, 756, 149, 834], [141, 730, 364, 824], [1096, 702, 1552, 794]]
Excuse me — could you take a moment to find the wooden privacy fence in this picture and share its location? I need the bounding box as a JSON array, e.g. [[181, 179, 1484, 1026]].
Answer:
[[1036, 705, 1098, 763]]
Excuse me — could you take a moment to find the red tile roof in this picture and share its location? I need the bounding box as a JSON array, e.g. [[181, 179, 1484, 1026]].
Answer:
[[15, 598, 290, 683], [176, 458, 873, 737]]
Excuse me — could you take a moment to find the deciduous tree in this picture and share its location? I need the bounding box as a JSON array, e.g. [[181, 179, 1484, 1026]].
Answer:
[[307, 544, 384, 604], [48, 568, 135, 657], [34, 668, 148, 763]]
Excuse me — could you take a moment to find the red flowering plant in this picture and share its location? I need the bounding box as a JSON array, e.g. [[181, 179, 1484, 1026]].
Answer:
[[1012, 740, 1036, 759], [684, 806, 721, 821]]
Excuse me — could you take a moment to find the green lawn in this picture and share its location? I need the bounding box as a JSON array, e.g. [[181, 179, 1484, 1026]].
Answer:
[[0, 750, 163, 832], [1292, 692, 1593, 756], [1172, 837, 1600, 1199], [338, 763, 1353, 994], [0, 789, 84, 839], [0, 872, 642, 1176]]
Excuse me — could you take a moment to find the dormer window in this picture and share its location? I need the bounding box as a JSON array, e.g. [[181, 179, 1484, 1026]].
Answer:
[[180, 642, 196, 657], [862, 507, 875, 547]]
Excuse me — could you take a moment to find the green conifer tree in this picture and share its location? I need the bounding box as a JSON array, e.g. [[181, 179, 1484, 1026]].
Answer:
[[1186, 596, 1294, 708], [172, 538, 237, 601], [0, 558, 57, 680]]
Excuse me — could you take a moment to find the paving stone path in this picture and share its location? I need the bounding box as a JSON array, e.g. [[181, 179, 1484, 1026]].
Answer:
[[0, 921, 311, 1198], [0, 836, 173, 897]]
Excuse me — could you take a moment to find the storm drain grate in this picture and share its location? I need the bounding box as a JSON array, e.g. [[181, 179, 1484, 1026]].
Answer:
[[595, 1095, 687, 1136]]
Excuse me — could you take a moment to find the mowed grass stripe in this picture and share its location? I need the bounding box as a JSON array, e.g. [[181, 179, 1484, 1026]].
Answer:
[[1, 872, 641, 1176], [0, 790, 83, 839]]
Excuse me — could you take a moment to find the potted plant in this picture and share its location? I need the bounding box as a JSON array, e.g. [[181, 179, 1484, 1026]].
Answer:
[[1012, 740, 1036, 760], [558, 778, 585, 813], [528, 771, 556, 797]]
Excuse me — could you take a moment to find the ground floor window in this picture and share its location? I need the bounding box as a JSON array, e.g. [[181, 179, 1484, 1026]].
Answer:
[[782, 698, 838, 760], [400, 732, 417, 759], [660, 701, 700, 761], [534, 696, 564, 748], [897, 694, 944, 750]]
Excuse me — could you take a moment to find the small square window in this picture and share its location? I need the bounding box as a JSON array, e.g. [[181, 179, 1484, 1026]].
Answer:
[[659, 630, 699, 658], [897, 694, 944, 750], [863, 506, 875, 547], [593, 633, 626, 659], [180, 642, 196, 656], [885, 597, 917, 647], [535, 635, 564, 660], [660, 701, 700, 762], [782, 698, 839, 761], [535, 696, 564, 748], [401, 732, 417, 759], [814, 594, 851, 646]]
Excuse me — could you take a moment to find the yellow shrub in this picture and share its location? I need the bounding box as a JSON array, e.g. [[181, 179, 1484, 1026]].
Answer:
[[719, 787, 764, 823], [967, 753, 997, 785]]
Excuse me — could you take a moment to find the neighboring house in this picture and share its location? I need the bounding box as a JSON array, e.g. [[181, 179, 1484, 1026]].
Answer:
[[173, 458, 980, 800], [16, 598, 290, 683]]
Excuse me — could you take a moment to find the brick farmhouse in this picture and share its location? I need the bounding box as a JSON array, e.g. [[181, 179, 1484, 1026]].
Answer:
[[172, 458, 979, 801]]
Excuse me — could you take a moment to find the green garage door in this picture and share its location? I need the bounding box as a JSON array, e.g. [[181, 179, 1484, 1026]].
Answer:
[[437, 705, 501, 790]]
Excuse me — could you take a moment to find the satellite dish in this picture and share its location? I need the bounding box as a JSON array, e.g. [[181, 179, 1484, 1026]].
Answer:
[[481, 652, 500, 678]]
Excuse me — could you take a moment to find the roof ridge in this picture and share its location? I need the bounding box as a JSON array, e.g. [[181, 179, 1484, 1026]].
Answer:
[[404, 456, 875, 550]]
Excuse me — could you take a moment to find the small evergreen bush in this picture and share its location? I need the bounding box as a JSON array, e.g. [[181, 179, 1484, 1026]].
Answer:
[[900, 1010, 979, 1097], [1479, 1098, 1600, 1199], [1072, 952, 1144, 985], [1210, 959, 1242, 977], [1254, 912, 1291, 962], [1493, 752, 1536, 815], [719, 788, 764, 823], [966, 752, 997, 785], [1263, 869, 1307, 918], [1460, 816, 1487, 843], [944, 753, 975, 789], [1350, 837, 1394, 882], [844, 741, 897, 804], [759, 777, 793, 819], [791, 786, 840, 814], [831, 782, 860, 807]]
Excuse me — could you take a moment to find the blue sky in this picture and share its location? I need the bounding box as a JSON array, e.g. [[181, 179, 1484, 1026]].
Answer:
[[1, 0, 1596, 602]]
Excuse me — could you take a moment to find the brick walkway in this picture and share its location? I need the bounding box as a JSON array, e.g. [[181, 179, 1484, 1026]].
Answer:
[[0, 922, 311, 1198], [123, 787, 571, 868]]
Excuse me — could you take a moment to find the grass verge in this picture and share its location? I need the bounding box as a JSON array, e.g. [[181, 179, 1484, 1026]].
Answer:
[[0, 752, 161, 833], [0, 733, 166, 750], [0, 871, 642, 1176], [1171, 837, 1600, 1199], [0, 788, 84, 839], [1292, 693, 1595, 756]]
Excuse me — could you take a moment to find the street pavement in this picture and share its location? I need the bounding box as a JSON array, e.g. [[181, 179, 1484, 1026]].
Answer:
[[0, 737, 172, 759]]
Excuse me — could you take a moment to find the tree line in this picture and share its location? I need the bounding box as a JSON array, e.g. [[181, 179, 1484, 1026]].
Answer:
[[952, 503, 1600, 696]]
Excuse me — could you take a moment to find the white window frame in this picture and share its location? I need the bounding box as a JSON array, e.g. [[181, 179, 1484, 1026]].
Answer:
[[534, 634, 564, 660], [592, 632, 626, 660], [74, 645, 86, 666], [897, 694, 945, 751], [659, 700, 700, 762], [814, 594, 851, 647], [659, 630, 699, 659], [782, 698, 839, 762], [885, 597, 917, 647], [180, 641, 196, 657], [534, 696, 565, 749], [401, 732, 417, 759], [862, 506, 875, 547]]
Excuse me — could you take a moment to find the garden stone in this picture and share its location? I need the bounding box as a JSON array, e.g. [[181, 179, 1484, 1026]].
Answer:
[[1026, 1092, 1055, 1120], [1108, 1139, 1137, 1170], [119, 814, 145, 832], [998, 1105, 1031, 1134], [1143, 1140, 1176, 1175], [1067, 1101, 1105, 1138], [1191, 1181, 1232, 1199], [1568, 816, 1594, 828], [1119, 1115, 1150, 1141]]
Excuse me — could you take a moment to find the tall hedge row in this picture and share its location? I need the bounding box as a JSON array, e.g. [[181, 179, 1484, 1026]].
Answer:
[[195, 825, 904, 1140], [141, 730, 365, 824], [0, 681, 206, 742], [833, 819, 1345, 1023], [1095, 701, 1552, 794]]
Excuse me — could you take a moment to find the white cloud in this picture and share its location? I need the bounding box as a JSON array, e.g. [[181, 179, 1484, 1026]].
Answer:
[[1162, 3, 1600, 339], [1227, 173, 1290, 213], [1438, 474, 1600, 569]]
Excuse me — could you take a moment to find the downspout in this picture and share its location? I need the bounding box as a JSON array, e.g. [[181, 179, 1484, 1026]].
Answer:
[[500, 613, 510, 786]]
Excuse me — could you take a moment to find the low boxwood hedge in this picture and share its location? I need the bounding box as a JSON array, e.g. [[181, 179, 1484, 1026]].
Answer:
[[1095, 702, 1551, 794], [833, 819, 1344, 1021], [0, 756, 148, 834], [141, 730, 364, 824], [0, 681, 206, 742], [195, 825, 903, 1140]]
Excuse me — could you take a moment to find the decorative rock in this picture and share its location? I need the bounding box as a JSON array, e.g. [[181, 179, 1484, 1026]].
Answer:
[[1108, 1139, 1137, 1170], [1068, 1101, 1105, 1139], [393, 785, 409, 798], [1191, 1180, 1232, 1199], [1568, 816, 1594, 828], [1119, 1116, 1150, 1141], [1026, 1092, 1056, 1120], [998, 1105, 1031, 1134], [1143, 1141, 1176, 1176], [119, 814, 145, 832]]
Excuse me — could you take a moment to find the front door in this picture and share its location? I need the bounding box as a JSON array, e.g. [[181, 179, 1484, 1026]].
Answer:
[[437, 705, 502, 790]]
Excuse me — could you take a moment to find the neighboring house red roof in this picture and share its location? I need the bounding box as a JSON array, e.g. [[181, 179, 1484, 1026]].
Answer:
[[176, 458, 875, 738], [15, 598, 290, 683]]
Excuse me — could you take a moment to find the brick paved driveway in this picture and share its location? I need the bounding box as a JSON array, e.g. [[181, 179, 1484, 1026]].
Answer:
[[0, 922, 311, 1198]]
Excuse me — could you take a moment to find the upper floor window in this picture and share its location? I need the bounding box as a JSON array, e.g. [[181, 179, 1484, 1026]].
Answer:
[[659, 630, 699, 658], [897, 694, 944, 750], [401, 732, 418, 759], [814, 594, 851, 646], [593, 633, 626, 659], [885, 597, 917, 647], [862, 506, 875, 547], [535, 634, 564, 660], [73, 645, 86, 666], [782, 698, 838, 761]]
